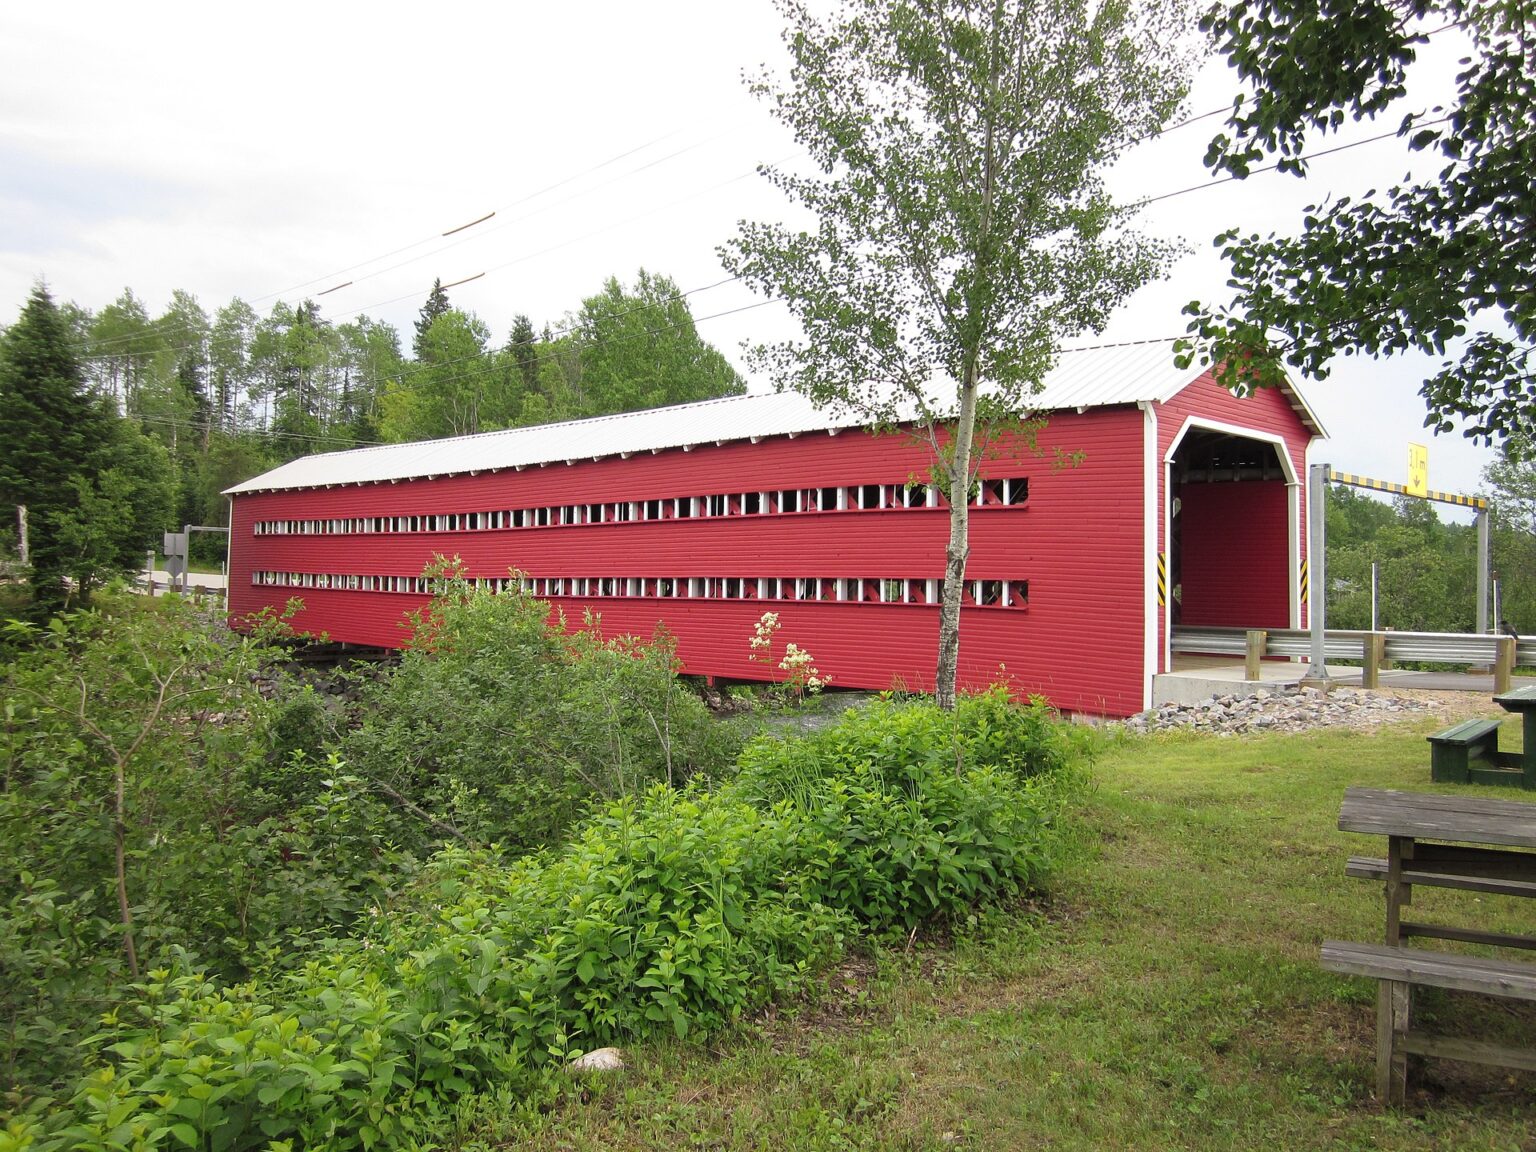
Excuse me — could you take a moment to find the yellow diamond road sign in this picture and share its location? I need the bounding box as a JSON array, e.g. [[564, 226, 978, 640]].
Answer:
[[1407, 443, 1428, 497]]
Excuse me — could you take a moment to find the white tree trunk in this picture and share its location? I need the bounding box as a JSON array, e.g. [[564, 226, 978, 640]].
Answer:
[[934, 376, 978, 709]]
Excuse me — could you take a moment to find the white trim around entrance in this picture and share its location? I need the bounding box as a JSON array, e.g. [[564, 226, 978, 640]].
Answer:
[[1161, 415, 1300, 484], [1161, 414, 1306, 657], [1140, 401, 1159, 712]]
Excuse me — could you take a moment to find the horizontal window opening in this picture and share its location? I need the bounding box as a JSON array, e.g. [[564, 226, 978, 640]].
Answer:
[[250, 570, 1031, 610], [252, 471, 1041, 540]]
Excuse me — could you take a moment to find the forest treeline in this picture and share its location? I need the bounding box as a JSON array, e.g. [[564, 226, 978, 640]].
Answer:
[[5, 269, 743, 570], [4, 267, 1536, 629], [1326, 474, 1536, 638]]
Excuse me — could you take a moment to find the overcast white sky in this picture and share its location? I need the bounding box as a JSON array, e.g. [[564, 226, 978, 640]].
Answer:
[[0, 1, 1500, 514]]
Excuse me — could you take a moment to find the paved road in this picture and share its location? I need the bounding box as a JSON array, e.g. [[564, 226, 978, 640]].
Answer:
[[1331, 667, 1511, 693], [145, 569, 227, 594]]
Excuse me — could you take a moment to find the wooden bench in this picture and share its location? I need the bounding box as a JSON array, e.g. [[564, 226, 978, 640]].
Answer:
[[1428, 718, 1503, 784], [1320, 940, 1536, 1103]]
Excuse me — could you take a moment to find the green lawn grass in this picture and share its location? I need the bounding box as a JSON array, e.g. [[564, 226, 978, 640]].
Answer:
[[461, 711, 1536, 1151]]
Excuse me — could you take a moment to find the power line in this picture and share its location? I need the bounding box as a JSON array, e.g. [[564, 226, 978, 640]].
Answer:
[[249, 127, 712, 305], [61, 97, 1262, 361], [72, 128, 743, 358], [133, 413, 378, 448], [68, 11, 1476, 361], [321, 154, 797, 325], [301, 134, 740, 311], [1136, 114, 1457, 207], [1058, 333, 1180, 353], [76, 142, 790, 372], [69, 45, 1470, 368], [77, 105, 1442, 392], [220, 101, 1234, 332], [81, 103, 1446, 438], [73, 145, 793, 362], [317, 96, 1431, 325]]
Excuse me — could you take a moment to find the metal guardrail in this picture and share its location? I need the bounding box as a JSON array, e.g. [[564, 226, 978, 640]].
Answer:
[[1172, 627, 1536, 668], [134, 575, 227, 599]]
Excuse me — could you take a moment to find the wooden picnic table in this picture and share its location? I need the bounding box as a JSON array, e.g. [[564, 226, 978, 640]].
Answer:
[[1493, 683, 1536, 786], [1339, 786, 1536, 853], [1325, 787, 1536, 1103], [1427, 685, 1536, 788]]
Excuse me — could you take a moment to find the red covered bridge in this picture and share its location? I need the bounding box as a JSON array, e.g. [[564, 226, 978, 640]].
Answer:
[[225, 346, 1323, 717]]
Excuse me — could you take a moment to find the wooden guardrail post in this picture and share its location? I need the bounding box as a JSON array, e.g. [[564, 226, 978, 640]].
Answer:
[[1362, 632, 1385, 690], [1245, 629, 1267, 681], [1495, 635, 1515, 695]]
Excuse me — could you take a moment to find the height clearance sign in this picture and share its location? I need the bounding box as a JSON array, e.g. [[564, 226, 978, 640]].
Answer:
[[1407, 443, 1428, 498]]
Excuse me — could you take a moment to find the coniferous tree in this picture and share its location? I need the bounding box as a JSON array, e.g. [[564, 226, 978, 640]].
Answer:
[[0, 284, 113, 613], [176, 353, 212, 443], [509, 313, 539, 392], [413, 279, 452, 360]]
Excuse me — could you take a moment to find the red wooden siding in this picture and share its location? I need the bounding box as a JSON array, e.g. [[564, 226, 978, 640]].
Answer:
[[1177, 480, 1290, 627], [229, 408, 1150, 716]]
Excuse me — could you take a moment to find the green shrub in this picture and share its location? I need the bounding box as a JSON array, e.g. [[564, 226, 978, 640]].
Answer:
[[8, 692, 1083, 1150], [728, 691, 1080, 932], [951, 687, 1076, 781], [385, 788, 847, 1053], [0, 875, 119, 1093], [0, 597, 414, 1101], [13, 787, 847, 1151], [732, 688, 1074, 804], [243, 685, 339, 819], [336, 568, 741, 852]]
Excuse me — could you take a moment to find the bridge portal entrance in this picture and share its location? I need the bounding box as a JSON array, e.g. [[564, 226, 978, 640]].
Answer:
[[1167, 425, 1298, 636]]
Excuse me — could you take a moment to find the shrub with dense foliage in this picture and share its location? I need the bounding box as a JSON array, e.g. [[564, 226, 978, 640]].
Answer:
[[0, 597, 413, 1098], [7, 692, 1083, 1150], [336, 568, 740, 851], [730, 690, 1080, 930]]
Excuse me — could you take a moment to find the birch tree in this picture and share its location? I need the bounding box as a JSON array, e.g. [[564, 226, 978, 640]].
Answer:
[[722, 0, 1192, 706]]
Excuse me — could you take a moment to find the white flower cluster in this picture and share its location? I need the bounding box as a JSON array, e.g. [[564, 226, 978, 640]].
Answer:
[[778, 641, 828, 692], [749, 611, 780, 657], [745, 611, 830, 700]]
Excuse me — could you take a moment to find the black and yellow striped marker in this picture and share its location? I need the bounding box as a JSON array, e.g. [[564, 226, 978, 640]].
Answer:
[[1327, 469, 1486, 510], [1156, 552, 1167, 607], [1299, 558, 1309, 605]]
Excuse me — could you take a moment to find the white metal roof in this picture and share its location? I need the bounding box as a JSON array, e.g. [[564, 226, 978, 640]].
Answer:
[[226, 343, 1324, 495]]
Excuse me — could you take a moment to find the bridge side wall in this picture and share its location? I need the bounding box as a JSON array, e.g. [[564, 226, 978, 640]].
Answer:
[[229, 407, 1150, 716]]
